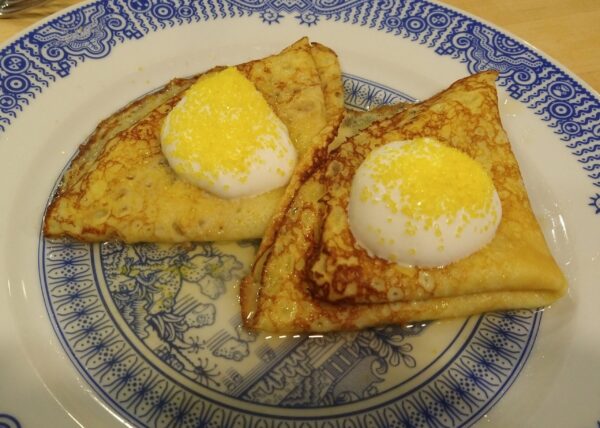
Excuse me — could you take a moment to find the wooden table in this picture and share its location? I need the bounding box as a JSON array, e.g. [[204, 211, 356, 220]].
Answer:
[[1, 0, 599, 92]]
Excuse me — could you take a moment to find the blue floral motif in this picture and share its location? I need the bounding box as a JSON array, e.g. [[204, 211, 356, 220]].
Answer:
[[260, 9, 284, 24], [237, 322, 424, 408], [100, 241, 250, 387], [296, 9, 319, 26], [344, 73, 415, 107], [42, 224, 539, 426], [356, 325, 421, 369], [32, 4, 132, 76]]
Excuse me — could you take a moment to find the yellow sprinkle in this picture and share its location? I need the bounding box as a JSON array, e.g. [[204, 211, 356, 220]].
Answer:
[[161, 67, 284, 182], [382, 193, 399, 214], [365, 138, 497, 229], [404, 221, 417, 236], [360, 186, 372, 202]]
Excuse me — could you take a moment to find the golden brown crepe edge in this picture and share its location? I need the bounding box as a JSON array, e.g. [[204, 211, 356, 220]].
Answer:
[[43, 76, 200, 238], [43, 37, 342, 243], [242, 71, 568, 333], [253, 288, 564, 334], [239, 112, 344, 326]]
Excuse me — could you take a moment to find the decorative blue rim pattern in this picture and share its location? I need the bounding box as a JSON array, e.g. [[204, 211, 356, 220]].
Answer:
[[40, 237, 541, 428], [0, 0, 599, 213], [0, 0, 583, 426]]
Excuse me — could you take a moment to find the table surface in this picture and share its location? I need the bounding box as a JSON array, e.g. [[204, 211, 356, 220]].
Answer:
[[1, 0, 599, 93]]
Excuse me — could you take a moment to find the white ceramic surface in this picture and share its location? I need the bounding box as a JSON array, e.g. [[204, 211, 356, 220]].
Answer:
[[0, 1, 598, 427]]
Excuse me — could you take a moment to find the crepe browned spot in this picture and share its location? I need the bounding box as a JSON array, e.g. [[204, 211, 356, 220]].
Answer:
[[43, 38, 344, 243], [239, 102, 408, 330], [240, 71, 567, 333]]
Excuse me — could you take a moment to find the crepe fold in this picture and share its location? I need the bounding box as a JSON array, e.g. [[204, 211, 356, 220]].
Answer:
[[240, 71, 567, 333], [43, 38, 344, 243]]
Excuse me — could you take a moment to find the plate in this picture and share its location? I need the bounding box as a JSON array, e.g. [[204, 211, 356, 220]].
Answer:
[[1, 1, 599, 427]]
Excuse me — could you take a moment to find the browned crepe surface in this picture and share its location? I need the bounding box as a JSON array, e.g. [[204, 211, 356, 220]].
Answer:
[[44, 38, 344, 243], [240, 71, 567, 333]]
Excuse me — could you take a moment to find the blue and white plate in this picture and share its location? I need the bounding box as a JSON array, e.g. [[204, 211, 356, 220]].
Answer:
[[0, 1, 598, 427]]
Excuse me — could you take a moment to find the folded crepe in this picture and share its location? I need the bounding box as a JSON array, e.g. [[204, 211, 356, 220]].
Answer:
[[240, 71, 567, 333], [43, 38, 344, 243]]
